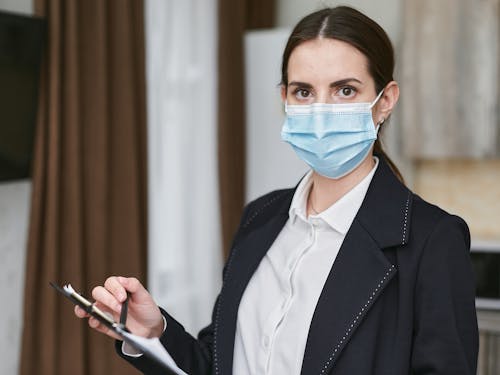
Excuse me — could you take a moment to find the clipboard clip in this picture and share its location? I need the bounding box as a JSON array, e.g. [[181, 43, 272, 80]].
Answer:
[[50, 282, 130, 335]]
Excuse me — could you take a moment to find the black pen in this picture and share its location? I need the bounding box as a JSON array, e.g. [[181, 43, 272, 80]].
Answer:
[[120, 292, 130, 327]]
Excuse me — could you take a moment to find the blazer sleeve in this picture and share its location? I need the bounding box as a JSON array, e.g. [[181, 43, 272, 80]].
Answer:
[[115, 201, 255, 375], [411, 215, 479, 375], [114, 306, 214, 375]]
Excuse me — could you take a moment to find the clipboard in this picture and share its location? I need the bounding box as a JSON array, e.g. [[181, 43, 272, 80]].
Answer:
[[50, 282, 188, 375], [50, 282, 129, 333]]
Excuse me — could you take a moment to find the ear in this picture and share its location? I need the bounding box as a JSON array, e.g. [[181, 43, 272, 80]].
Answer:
[[280, 84, 287, 103], [374, 81, 399, 124]]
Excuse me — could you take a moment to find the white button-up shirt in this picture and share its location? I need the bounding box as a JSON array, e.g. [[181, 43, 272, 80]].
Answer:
[[233, 158, 378, 374]]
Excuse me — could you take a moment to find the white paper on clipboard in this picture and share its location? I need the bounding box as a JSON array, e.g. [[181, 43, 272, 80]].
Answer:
[[120, 330, 188, 375]]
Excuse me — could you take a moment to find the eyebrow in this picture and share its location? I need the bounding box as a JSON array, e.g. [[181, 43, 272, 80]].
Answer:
[[288, 78, 363, 88]]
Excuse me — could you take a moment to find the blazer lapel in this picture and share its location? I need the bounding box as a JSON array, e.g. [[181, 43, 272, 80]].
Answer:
[[300, 219, 396, 374], [214, 205, 290, 375], [301, 157, 412, 374]]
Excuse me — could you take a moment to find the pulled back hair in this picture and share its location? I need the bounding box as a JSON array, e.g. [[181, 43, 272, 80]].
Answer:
[[281, 6, 403, 182]]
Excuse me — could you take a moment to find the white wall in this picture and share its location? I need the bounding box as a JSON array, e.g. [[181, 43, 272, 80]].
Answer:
[[244, 29, 308, 202], [0, 181, 31, 375], [275, 0, 402, 44], [0, 0, 32, 14], [0, 3, 34, 375]]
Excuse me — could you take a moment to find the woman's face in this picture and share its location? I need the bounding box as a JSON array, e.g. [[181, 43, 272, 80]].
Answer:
[[282, 38, 379, 106]]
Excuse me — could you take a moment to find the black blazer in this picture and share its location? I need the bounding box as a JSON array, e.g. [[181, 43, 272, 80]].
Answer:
[[119, 157, 479, 375]]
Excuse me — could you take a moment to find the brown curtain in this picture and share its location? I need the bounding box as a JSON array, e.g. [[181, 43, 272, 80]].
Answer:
[[218, 0, 276, 258], [20, 1, 147, 375]]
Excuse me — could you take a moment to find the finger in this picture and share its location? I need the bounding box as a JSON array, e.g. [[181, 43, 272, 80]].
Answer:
[[92, 286, 122, 313], [88, 317, 122, 340], [104, 276, 128, 302], [118, 276, 145, 294], [118, 277, 151, 304], [74, 305, 89, 318]]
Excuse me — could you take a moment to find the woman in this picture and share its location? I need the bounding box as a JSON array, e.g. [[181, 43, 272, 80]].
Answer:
[[76, 6, 478, 374]]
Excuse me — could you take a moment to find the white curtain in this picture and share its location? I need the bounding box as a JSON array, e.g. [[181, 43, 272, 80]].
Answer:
[[144, 0, 222, 335]]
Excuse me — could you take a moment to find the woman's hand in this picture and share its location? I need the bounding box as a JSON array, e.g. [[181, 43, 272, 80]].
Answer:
[[74, 276, 164, 340]]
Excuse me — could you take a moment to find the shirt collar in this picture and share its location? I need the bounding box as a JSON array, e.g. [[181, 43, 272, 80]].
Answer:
[[288, 170, 314, 224], [288, 157, 379, 234]]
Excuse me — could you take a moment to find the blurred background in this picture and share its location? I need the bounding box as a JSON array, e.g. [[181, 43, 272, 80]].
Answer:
[[0, 0, 498, 374]]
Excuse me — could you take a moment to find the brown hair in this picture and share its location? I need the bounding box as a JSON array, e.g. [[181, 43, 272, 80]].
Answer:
[[281, 6, 404, 182]]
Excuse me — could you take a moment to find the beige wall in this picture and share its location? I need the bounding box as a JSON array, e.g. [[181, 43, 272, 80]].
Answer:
[[414, 160, 500, 241]]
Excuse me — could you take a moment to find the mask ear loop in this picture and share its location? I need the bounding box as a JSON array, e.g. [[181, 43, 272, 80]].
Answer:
[[371, 90, 385, 135], [369, 90, 385, 109]]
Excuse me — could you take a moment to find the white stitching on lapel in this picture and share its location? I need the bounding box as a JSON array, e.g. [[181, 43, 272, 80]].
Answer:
[[402, 193, 411, 245], [319, 264, 397, 374], [213, 244, 238, 375], [242, 191, 289, 229]]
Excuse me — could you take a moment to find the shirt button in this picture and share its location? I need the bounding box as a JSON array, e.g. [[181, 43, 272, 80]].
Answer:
[[312, 218, 321, 227], [263, 335, 270, 348]]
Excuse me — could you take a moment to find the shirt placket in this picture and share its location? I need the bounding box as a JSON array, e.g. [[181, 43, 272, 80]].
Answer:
[[263, 220, 318, 374]]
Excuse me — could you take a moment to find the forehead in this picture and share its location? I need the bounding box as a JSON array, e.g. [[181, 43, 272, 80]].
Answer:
[[287, 38, 371, 83]]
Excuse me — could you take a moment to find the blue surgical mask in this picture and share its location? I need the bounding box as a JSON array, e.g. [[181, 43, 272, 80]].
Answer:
[[281, 91, 383, 179]]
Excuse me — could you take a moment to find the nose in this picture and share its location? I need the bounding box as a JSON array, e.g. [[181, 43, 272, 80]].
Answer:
[[314, 90, 331, 104]]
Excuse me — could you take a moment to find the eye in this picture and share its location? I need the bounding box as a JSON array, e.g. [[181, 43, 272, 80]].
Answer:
[[293, 88, 312, 99], [338, 86, 356, 98]]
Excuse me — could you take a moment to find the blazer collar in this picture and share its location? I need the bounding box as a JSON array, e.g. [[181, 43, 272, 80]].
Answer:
[[356, 155, 412, 248], [277, 156, 412, 249]]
